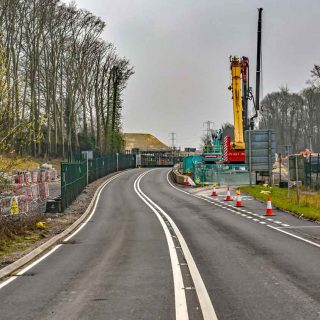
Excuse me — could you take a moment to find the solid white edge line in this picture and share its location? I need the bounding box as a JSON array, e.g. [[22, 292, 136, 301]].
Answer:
[[134, 170, 189, 320], [267, 225, 320, 248], [0, 170, 127, 290], [0, 244, 63, 289], [143, 171, 218, 320], [63, 172, 125, 242], [166, 171, 320, 251]]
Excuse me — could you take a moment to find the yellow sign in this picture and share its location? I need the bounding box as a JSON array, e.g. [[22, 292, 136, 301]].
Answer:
[[10, 197, 19, 215]]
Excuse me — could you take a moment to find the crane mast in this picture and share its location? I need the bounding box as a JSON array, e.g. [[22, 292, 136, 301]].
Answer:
[[230, 56, 245, 150]]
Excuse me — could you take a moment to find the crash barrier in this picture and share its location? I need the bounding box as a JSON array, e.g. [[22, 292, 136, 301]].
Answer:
[[193, 163, 256, 186], [61, 154, 136, 212], [171, 164, 189, 185]]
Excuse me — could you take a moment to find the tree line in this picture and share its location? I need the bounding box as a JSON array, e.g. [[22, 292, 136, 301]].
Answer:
[[0, 0, 134, 158], [259, 66, 320, 154]]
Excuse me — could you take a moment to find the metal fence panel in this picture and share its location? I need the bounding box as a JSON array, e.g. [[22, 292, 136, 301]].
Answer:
[[61, 160, 87, 211], [304, 154, 320, 190], [193, 163, 256, 185], [61, 154, 135, 212]]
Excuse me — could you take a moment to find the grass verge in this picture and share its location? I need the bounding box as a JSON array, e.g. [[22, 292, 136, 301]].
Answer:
[[240, 185, 320, 221]]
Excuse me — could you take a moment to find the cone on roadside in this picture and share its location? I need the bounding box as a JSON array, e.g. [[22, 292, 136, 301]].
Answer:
[[235, 190, 243, 207], [225, 187, 232, 201], [265, 195, 275, 216], [183, 180, 190, 186], [211, 184, 217, 196]]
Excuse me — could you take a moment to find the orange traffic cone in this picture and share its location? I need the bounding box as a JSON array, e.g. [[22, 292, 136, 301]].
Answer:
[[183, 180, 190, 186], [235, 192, 243, 207], [265, 195, 275, 216], [225, 187, 232, 201], [211, 186, 217, 197]]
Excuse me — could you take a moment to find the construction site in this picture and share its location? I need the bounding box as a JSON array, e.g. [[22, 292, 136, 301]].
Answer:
[[0, 2, 320, 320]]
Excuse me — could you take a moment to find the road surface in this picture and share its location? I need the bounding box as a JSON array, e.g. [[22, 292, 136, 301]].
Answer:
[[0, 168, 319, 320]]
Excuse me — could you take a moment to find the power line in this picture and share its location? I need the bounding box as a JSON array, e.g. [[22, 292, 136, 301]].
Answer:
[[169, 132, 176, 149], [203, 121, 214, 140]]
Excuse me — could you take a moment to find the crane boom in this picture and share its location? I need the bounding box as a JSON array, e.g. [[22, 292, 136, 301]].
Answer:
[[230, 56, 245, 150]]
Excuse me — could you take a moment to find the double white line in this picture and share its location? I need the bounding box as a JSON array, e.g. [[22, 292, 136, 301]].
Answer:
[[134, 170, 218, 320]]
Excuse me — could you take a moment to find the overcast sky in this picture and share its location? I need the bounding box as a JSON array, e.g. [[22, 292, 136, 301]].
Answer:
[[73, 0, 320, 149]]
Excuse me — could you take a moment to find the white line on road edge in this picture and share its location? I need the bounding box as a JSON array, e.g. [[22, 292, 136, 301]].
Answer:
[[0, 170, 128, 289], [134, 171, 188, 320], [63, 171, 126, 242], [166, 172, 320, 250], [135, 170, 218, 320], [267, 225, 320, 248]]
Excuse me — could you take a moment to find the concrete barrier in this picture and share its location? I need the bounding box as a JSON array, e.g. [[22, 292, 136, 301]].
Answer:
[[171, 164, 189, 185]]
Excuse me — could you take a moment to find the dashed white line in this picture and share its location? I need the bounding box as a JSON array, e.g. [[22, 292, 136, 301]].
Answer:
[[167, 173, 320, 249], [140, 171, 218, 320]]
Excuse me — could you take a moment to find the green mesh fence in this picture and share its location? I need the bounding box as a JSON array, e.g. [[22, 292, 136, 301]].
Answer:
[[61, 160, 87, 211], [193, 163, 255, 186], [61, 154, 135, 211], [304, 154, 320, 190]]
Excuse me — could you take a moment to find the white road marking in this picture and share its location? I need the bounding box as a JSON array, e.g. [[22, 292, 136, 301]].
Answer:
[[167, 171, 320, 250], [0, 171, 127, 290], [135, 171, 188, 320], [268, 225, 320, 248], [0, 244, 62, 290], [63, 171, 127, 242], [278, 225, 320, 229], [253, 219, 260, 222], [140, 171, 218, 320]]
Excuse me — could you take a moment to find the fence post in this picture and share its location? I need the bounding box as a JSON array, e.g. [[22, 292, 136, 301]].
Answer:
[[116, 153, 119, 171], [249, 129, 252, 186], [295, 156, 300, 204]]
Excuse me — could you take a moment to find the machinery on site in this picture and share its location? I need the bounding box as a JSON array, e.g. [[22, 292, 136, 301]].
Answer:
[[223, 8, 263, 164], [223, 56, 252, 163], [202, 129, 223, 163]]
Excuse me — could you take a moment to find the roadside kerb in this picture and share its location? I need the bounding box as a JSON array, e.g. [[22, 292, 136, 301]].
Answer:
[[0, 170, 128, 280]]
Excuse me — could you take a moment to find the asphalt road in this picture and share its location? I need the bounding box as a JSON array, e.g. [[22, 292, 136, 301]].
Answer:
[[0, 168, 320, 320]]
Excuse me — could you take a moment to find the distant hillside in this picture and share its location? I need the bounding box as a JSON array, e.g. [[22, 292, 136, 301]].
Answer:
[[123, 133, 170, 151]]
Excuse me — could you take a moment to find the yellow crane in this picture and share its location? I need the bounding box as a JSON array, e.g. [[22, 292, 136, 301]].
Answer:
[[230, 56, 245, 150], [224, 56, 248, 163]]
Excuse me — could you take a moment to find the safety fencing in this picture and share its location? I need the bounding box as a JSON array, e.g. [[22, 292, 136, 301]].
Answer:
[[61, 154, 136, 211], [290, 153, 320, 190], [193, 163, 256, 186]]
